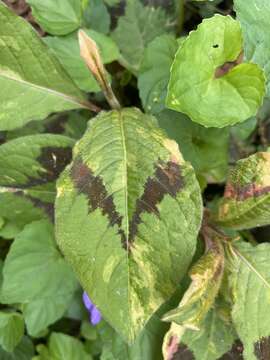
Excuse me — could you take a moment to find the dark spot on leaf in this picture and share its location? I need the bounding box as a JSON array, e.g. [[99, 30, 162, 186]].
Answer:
[[215, 51, 243, 78], [15, 191, 54, 221], [129, 161, 183, 242], [71, 158, 126, 247], [170, 342, 195, 360], [218, 340, 244, 359], [213, 44, 219, 48], [254, 337, 270, 360], [224, 182, 270, 201]]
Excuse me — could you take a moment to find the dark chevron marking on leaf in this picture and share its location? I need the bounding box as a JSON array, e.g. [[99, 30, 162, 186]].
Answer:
[[70, 158, 126, 246], [254, 337, 270, 360], [215, 51, 243, 78], [17, 192, 54, 221], [129, 161, 183, 241], [219, 340, 244, 359], [170, 342, 195, 360], [71, 159, 183, 250], [224, 183, 270, 201]]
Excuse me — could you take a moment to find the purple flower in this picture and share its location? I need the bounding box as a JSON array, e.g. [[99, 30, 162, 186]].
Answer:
[[82, 291, 102, 325]]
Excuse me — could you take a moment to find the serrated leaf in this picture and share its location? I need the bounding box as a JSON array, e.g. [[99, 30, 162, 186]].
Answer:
[[0, 312, 24, 352], [157, 110, 230, 183], [26, 0, 83, 35], [229, 242, 270, 360], [0, 134, 74, 227], [166, 15, 266, 128], [45, 30, 119, 93], [55, 107, 202, 342], [234, 0, 270, 98], [138, 34, 178, 114], [163, 308, 236, 360], [0, 2, 90, 130], [112, 0, 172, 73], [34, 332, 90, 360], [1, 220, 78, 336], [0, 337, 34, 360], [162, 232, 224, 330], [218, 151, 270, 229]]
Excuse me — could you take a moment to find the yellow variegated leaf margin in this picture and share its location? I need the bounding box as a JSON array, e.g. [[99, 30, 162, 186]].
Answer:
[[218, 152, 270, 229], [55, 107, 203, 343]]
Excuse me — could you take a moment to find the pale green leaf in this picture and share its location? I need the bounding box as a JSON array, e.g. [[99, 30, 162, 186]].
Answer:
[[112, 0, 172, 73], [55, 107, 202, 342], [1, 220, 78, 336], [0, 134, 74, 227], [0, 337, 34, 360], [0, 2, 88, 130], [0, 312, 24, 352], [162, 233, 224, 329], [45, 30, 119, 93], [230, 242, 270, 360], [157, 110, 230, 183], [166, 15, 266, 128], [34, 332, 90, 360], [234, 0, 270, 97], [163, 308, 235, 360], [218, 151, 270, 229], [138, 34, 178, 114], [26, 0, 83, 35]]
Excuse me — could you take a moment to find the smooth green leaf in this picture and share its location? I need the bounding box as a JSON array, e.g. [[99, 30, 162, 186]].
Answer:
[[162, 233, 224, 330], [45, 30, 119, 93], [158, 110, 229, 183], [163, 309, 235, 360], [0, 134, 74, 227], [234, 0, 270, 97], [112, 0, 172, 73], [138, 34, 178, 114], [1, 220, 78, 336], [0, 2, 88, 130], [56, 107, 202, 342], [26, 0, 83, 35], [0, 337, 34, 360], [229, 242, 270, 360], [34, 332, 90, 360], [83, 0, 110, 34], [218, 151, 270, 229], [0, 312, 24, 352], [166, 15, 266, 128]]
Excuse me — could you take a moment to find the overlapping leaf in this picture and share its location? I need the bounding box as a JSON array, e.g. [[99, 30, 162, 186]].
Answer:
[[0, 337, 34, 360], [55, 107, 202, 342], [0, 2, 89, 130], [166, 15, 265, 128], [218, 151, 270, 229], [0, 134, 74, 226], [229, 242, 270, 360], [0, 312, 24, 352]]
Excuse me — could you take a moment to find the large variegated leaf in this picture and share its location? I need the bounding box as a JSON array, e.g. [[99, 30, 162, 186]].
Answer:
[[0, 134, 74, 226], [0, 2, 90, 130], [166, 15, 265, 128], [218, 152, 270, 229], [55, 107, 202, 342], [229, 242, 270, 360]]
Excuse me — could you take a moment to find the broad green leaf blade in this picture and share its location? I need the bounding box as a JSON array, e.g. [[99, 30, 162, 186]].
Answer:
[[0, 337, 34, 360], [0, 134, 74, 227], [157, 110, 230, 183], [163, 309, 236, 360], [234, 0, 270, 97], [83, 0, 110, 34], [166, 15, 266, 128], [45, 30, 119, 93], [26, 0, 83, 35], [218, 152, 270, 229], [55, 107, 202, 342], [0, 312, 24, 352], [0, 2, 88, 130], [138, 34, 178, 114], [112, 0, 172, 74], [162, 233, 224, 330], [34, 332, 90, 360], [1, 220, 78, 336], [229, 242, 270, 360]]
